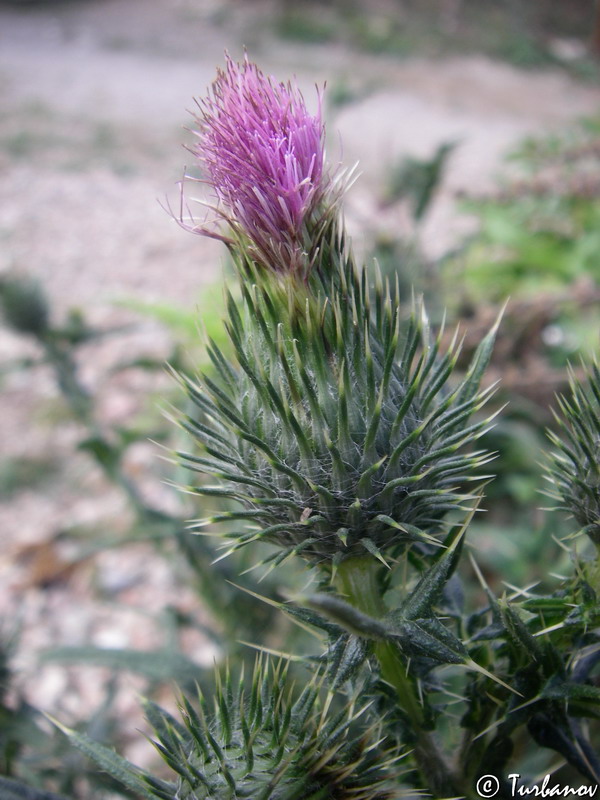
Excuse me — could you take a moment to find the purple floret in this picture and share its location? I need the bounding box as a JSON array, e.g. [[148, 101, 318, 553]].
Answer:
[[190, 55, 330, 274]]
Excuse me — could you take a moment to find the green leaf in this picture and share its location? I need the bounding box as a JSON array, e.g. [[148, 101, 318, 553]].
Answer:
[[40, 646, 204, 689], [521, 597, 573, 618], [499, 601, 542, 664], [326, 634, 371, 689], [49, 719, 156, 799], [392, 618, 468, 665], [78, 436, 121, 471], [0, 777, 70, 800], [230, 581, 343, 637], [456, 303, 504, 408], [304, 593, 391, 640], [118, 298, 199, 336], [389, 511, 470, 623], [540, 678, 600, 720]]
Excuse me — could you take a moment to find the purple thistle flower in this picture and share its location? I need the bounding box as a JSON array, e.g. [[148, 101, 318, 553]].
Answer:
[[189, 55, 335, 275]]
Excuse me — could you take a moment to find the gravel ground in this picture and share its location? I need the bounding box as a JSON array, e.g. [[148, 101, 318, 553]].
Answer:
[[1, 0, 599, 790]]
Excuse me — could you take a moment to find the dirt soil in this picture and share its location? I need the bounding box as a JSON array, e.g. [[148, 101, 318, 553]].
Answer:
[[1, 0, 599, 790]]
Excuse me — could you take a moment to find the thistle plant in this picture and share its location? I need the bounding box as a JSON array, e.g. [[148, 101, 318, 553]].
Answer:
[[178, 55, 496, 572], [59, 56, 600, 799]]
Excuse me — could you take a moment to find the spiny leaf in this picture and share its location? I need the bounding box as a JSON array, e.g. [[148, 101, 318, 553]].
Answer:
[[304, 593, 391, 640], [48, 718, 157, 799], [40, 646, 204, 689], [389, 507, 472, 623], [392, 618, 467, 665], [456, 301, 505, 407], [540, 677, 600, 719]]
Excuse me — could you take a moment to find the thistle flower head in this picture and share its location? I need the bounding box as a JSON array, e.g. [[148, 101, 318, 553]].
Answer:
[[177, 261, 497, 570], [545, 363, 600, 547], [158, 660, 407, 799], [67, 658, 407, 800], [190, 55, 336, 275]]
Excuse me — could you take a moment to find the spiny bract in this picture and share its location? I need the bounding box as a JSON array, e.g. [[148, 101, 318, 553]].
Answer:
[[176, 254, 497, 570]]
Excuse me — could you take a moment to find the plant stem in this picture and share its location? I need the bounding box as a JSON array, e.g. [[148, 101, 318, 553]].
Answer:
[[335, 555, 465, 799]]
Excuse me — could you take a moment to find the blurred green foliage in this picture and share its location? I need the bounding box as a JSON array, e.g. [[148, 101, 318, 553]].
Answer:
[[273, 0, 597, 76], [445, 115, 600, 360], [454, 198, 600, 300]]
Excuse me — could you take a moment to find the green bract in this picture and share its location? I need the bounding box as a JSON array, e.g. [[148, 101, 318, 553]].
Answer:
[[176, 254, 498, 569]]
